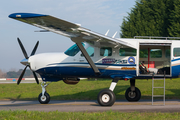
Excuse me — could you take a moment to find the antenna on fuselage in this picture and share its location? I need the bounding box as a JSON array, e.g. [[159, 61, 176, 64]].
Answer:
[[105, 30, 109, 36], [112, 31, 117, 38]]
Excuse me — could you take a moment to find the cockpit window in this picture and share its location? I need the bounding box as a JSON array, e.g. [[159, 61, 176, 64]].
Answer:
[[64, 43, 85, 56], [81, 46, 94, 57]]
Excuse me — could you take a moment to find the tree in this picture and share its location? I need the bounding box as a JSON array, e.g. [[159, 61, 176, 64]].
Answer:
[[6, 69, 34, 78], [120, 0, 179, 38], [0, 69, 6, 78], [168, 0, 180, 37]]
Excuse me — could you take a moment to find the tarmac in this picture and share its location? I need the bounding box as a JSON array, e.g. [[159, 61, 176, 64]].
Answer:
[[0, 100, 180, 112]]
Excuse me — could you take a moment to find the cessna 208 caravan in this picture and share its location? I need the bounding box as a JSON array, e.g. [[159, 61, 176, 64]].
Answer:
[[9, 13, 180, 106]]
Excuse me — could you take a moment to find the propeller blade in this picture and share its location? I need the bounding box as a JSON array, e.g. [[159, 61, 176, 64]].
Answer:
[[32, 71, 39, 84], [30, 41, 39, 56], [17, 38, 29, 59], [17, 65, 28, 85]]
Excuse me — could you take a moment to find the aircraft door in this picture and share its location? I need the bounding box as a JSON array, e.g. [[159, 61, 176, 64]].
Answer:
[[139, 42, 171, 76]]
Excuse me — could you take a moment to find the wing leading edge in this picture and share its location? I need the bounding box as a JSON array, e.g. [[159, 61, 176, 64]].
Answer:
[[9, 13, 136, 49]]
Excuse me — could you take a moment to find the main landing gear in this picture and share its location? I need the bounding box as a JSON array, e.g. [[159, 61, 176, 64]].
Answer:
[[38, 82, 51, 104], [97, 78, 141, 106]]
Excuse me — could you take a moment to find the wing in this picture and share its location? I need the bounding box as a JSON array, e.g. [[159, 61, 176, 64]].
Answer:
[[9, 13, 136, 48]]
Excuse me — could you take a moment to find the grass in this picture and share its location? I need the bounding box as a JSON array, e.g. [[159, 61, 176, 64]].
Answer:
[[0, 79, 180, 119], [0, 110, 179, 120], [0, 78, 180, 100]]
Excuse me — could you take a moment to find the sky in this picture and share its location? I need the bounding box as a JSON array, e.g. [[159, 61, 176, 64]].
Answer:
[[0, 0, 136, 71]]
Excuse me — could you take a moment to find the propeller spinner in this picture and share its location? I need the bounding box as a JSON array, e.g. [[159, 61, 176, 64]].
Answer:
[[17, 38, 39, 85]]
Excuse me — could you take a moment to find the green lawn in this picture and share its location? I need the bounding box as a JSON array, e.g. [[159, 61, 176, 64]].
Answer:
[[0, 79, 180, 119], [0, 110, 179, 120], [0, 78, 180, 100]]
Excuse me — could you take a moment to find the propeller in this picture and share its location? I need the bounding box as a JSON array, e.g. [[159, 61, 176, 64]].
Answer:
[[17, 38, 39, 85]]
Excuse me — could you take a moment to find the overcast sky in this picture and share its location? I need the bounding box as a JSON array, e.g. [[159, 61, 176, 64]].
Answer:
[[0, 0, 136, 71]]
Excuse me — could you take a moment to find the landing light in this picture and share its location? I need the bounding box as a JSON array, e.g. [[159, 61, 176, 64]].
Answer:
[[16, 15, 21, 18]]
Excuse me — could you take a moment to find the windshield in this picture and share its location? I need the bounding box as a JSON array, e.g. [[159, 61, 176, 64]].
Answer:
[[64, 43, 85, 56]]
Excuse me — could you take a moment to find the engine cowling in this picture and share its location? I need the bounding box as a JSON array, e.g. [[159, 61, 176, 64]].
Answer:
[[63, 78, 80, 85]]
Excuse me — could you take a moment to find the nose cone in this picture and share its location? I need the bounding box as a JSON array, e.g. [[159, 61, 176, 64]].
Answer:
[[20, 58, 29, 66]]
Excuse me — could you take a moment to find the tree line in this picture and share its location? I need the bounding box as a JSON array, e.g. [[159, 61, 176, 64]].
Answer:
[[0, 69, 34, 78], [120, 0, 180, 38]]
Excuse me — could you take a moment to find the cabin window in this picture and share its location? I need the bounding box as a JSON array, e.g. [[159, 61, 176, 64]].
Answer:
[[173, 48, 180, 57], [64, 43, 85, 56], [119, 48, 136, 56], [100, 47, 112, 56], [140, 49, 148, 58], [81, 46, 94, 57], [150, 49, 162, 58], [166, 49, 170, 58]]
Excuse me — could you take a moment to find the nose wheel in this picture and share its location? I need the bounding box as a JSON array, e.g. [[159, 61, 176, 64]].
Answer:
[[38, 82, 51, 104], [38, 92, 50, 104]]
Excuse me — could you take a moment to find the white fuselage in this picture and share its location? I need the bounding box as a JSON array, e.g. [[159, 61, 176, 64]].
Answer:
[[25, 38, 180, 80]]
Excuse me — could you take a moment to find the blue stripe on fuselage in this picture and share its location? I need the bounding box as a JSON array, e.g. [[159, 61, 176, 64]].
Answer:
[[171, 58, 180, 62], [47, 62, 136, 67], [36, 63, 136, 81]]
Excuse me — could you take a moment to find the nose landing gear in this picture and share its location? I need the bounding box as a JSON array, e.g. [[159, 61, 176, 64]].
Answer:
[[38, 82, 51, 104]]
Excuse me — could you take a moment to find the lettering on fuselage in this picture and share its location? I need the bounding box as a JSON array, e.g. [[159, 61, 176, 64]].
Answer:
[[102, 58, 130, 64], [102, 58, 116, 64]]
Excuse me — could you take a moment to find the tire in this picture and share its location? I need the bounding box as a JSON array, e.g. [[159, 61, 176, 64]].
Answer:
[[38, 92, 50, 104], [125, 87, 141, 102], [97, 89, 116, 106]]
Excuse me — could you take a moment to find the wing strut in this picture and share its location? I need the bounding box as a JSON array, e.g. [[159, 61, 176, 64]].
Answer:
[[75, 42, 101, 76]]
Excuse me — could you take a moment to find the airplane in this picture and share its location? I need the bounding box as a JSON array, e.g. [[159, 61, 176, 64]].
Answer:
[[8, 13, 180, 106]]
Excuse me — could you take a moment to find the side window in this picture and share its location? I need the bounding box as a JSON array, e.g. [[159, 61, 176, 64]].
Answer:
[[174, 48, 180, 57], [150, 49, 162, 58], [165, 49, 170, 58], [81, 46, 94, 57], [119, 48, 136, 56], [140, 49, 148, 58], [100, 47, 112, 56]]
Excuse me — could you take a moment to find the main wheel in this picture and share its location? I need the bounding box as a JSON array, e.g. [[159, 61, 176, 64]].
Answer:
[[97, 89, 116, 106], [125, 87, 141, 102], [38, 92, 50, 104]]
